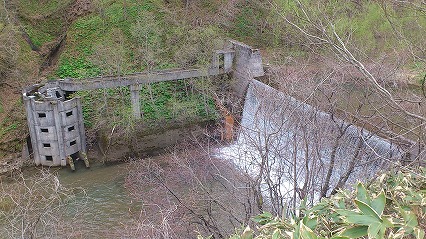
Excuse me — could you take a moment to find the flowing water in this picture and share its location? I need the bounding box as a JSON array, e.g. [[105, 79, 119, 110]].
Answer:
[[220, 80, 403, 212]]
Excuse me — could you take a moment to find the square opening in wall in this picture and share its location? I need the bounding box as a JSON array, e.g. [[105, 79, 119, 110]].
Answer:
[[43, 143, 51, 148], [68, 126, 75, 132], [66, 111, 73, 117], [70, 140, 76, 146], [41, 128, 49, 133], [38, 113, 46, 118], [46, 156, 53, 161]]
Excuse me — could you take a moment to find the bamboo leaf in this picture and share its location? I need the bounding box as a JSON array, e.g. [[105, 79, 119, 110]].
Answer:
[[303, 215, 318, 230], [371, 191, 386, 216], [241, 226, 253, 239], [344, 214, 380, 225], [339, 226, 368, 238], [300, 222, 317, 239], [414, 228, 425, 239], [367, 222, 381, 238], [272, 229, 281, 239], [356, 183, 370, 204], [354, 200, 381, 221]]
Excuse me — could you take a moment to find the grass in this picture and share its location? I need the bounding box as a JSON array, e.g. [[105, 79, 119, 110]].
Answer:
[[17, 0, 73, 16], [22, 23, 55, 48]]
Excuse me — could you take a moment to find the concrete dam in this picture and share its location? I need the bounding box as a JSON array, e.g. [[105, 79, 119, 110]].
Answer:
[[22, 38, 410, 180]]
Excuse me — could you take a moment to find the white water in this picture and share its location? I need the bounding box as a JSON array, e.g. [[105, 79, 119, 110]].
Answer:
[[220, 80, 402, 214]]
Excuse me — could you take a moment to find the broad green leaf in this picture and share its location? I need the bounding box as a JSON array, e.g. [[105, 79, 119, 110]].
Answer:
[[371, 191, 386, 216], [340, 226, 368, 238], [336, 210, 362, 217], [356, 183, 370, 204], [345, 214, 381, 225], [300, 222, 317, 239], [354, 200, 381, 221], [303, 215, 318, 230], [399, 208, 419, 228], [378, 225, 386, 239], [253, 212, 273, 225], [368, 222, 381, 238]]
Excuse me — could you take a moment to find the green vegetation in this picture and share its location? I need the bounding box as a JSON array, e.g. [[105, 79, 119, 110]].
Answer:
[[0, 123, 17, 139], [17, 0, 73, 16], [73, 79, 219, 132], [56, 57, 101, 79], [53, 0, 224, 134], [23, 24, 55, 48], [227, 167, 426, 239]]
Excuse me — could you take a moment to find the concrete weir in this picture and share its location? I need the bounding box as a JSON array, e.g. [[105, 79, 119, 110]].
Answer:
[[22, 40, 265, 167]]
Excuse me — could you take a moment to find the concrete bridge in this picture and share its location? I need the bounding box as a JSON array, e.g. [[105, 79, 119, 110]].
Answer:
[[22, 40, 265, 167]]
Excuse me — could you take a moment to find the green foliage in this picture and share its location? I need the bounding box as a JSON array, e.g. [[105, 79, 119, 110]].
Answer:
[[234, 7, 257, 38], [139, 79, 219, 127], [53, 0, 222, 135], [73, 79, 218, 134], [56, 57, 101, 78], [0, 123, 17, 139], [22, 23, 55, 48], [17, 0, 73, 16], [231, 168, 426, 239]]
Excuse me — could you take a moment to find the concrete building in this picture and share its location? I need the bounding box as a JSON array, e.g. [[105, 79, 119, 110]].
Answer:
[[23, 83, 86, 167]]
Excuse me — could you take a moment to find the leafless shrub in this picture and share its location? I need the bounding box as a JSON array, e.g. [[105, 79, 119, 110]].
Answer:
[[124, 140, 259, 239], [0, 169, 89, 238]]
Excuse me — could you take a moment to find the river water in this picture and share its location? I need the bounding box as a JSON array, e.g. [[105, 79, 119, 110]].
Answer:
[[57, 161, 141, 237]]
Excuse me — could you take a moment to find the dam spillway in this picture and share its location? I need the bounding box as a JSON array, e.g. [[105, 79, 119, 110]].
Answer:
[[222, 79, 404, 214]]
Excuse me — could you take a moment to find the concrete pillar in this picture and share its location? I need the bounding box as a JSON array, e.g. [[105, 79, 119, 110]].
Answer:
[[223, 52, 234, 73], [76, 97, 86, 160], [210, 53, 220, 74], [52, 101, 65, 166], [130, 84, 141, 119]]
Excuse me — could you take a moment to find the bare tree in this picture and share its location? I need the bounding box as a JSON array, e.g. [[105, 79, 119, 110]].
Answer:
[[124, 139, 259, 239], [0, 169, 90, 238]]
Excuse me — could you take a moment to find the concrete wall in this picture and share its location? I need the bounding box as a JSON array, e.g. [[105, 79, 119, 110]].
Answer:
[[229, 40, 265, 97]]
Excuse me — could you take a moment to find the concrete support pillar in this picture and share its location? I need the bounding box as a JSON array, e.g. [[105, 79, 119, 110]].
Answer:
[[130, 84, 141, 119], [223, 52, 234, 73], [76, 97, 86, 155], [52, 101, 65, 166], [210, 53, 220, 74]]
